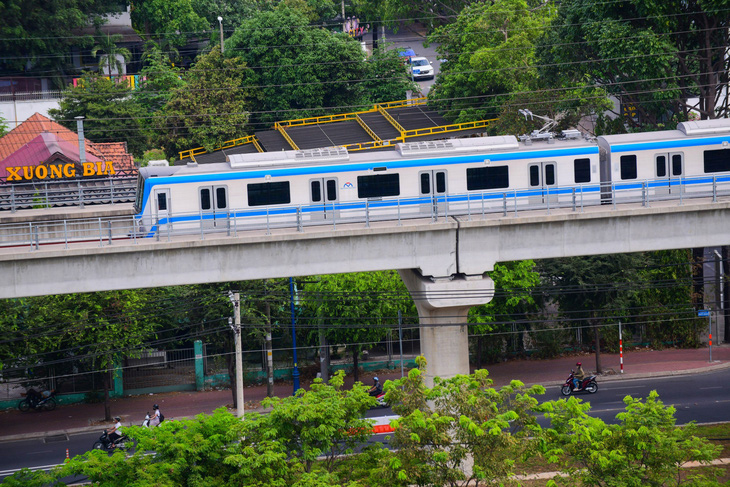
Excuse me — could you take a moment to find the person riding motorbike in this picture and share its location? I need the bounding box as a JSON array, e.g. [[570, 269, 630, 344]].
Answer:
[[150, 404, 162, 427], [573, 362, 585, 390], [107, 416, 122, 447], [368, 377, 383, 397]]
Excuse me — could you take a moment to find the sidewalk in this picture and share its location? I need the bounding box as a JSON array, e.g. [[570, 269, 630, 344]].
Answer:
[[2, 345, 729, 442]]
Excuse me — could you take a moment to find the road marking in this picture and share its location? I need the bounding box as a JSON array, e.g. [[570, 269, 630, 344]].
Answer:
[[26, 450, 53, 455], [0, 463, 62, 476], [699, 386, 724, 390]]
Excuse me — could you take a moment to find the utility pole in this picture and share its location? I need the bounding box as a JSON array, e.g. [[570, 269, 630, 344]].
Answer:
[[714, 250, 724, 343], [228, 292, 244, 418]]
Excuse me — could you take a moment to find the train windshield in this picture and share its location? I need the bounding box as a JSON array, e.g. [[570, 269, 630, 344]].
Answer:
[[133, 173, 146, 213]]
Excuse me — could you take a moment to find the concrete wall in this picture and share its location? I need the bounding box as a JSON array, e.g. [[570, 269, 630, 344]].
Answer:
[[0, 98, 60, 129]]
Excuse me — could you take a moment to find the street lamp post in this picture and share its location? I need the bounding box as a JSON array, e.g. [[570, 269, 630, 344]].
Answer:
[[217, 16, 224, 54], [289, 277, 301, 394]]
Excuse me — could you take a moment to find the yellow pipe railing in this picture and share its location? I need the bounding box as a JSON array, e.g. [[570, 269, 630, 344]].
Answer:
[[377, 104, 405, 134], [275, 122, 300, 150], [355, 115, 382, 144], [178, 135, 259, 161]]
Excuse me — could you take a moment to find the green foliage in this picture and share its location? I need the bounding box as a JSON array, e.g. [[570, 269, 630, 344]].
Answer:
[[137, 148, 167, 167], [152, 49, 252, 158], [544, 391, 723, 486], [384, 356, 547, 487], [427, 0, 557, 122], [297, 271, 417, 376], [130, 0, 210, 48], [536, 0, 730, 126], [361, 47, 419, 102], [90, 31, 132, 78], [136, 42, 186, 115], [256, 370, 376, 473], [0, 116, 9, 137], [0, 0, 118, 82], [48, 73, 147, 157], [226, 6, 370, 126]]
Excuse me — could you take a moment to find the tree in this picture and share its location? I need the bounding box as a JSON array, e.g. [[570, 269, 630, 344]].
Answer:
[[0, 0, 119, 83], [0, 290, 158, 421], [427, 0, 557, 122], [48, 73, 147, 156], [297, 271, 417, 382], [152, 49, 252, 158], [383, 356, 547, 487], [536, 0, 730, 127], [361, 47, 419, 102], [90, 32, 131, 78], [0, 116, 9, 137], [130, 0, 210, 48], [469, 260, 540, 365], [544, 391, 722, 486], [226, 6, 370, 126]]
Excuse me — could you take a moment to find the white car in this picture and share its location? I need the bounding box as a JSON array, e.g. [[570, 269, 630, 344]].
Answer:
[[409, 56, 434, 80]]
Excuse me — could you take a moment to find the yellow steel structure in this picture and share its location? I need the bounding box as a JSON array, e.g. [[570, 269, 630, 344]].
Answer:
[[177, 96, 494, 159]]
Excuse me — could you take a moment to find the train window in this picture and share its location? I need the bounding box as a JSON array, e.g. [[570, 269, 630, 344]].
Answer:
[[545, 164, 555, 185], [671, 154, 683, 176], [420, 173, 430, 194], [436, 172, 446, 193], [574, 158, 591, 183], [200, 188, 212, 210], [311, 181, 322, 202], [656, 155, 667, 177], [157, 192, 167, 211], [620, 155, 637, 180], [357, 174, 400, 198], [466, 166, 509, 190], [248, 181, 291, 206], [529, 166, 540, 186], [216, 187, 227, 209], [703, 149, 730, 173], [326, 179, 337, 201]]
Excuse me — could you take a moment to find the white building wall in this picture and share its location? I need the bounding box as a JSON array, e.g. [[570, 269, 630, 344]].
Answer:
[[0, 97, 61, 129]]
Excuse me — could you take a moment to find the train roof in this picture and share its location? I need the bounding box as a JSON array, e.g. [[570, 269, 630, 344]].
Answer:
[[140, 134, 597, 178], [598, 118, 730, 146]]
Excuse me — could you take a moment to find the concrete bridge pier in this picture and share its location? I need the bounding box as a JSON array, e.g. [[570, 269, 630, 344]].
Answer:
[[398, 270, 494, 386]]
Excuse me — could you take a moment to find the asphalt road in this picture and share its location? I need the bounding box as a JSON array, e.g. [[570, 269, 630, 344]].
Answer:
[[2, 369, 729, 481]]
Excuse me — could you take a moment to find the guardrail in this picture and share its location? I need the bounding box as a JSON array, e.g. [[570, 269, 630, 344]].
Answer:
[[178, 135, 259, 161], [0, 177, 137, 213], [2, 176, 728, 252]]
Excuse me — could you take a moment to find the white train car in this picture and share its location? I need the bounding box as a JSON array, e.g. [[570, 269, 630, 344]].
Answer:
[[133, 118, 730, 238], [134, 133, 602, 236]]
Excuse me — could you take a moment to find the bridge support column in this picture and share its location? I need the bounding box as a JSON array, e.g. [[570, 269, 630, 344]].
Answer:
[[398, 270, 494, 386]]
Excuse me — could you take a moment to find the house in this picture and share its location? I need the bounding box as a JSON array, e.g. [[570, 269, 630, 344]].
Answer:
[[0, 113, 135, 181]]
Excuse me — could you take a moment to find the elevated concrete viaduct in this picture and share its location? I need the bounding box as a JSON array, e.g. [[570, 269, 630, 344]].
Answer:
[[2, 198, 730, 384]]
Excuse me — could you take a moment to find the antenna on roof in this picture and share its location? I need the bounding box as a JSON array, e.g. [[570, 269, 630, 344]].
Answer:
[[518, 109, 558, 143]]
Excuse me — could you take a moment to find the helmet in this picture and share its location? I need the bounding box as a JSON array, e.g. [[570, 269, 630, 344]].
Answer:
[[114, 416, 121, 421], [153, 404, 159, 409], [576, 362, 582, 366], [373, 377, 379, 383]]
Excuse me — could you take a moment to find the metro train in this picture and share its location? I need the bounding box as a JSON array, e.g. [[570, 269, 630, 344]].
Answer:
[[134, 118, 730, 237]]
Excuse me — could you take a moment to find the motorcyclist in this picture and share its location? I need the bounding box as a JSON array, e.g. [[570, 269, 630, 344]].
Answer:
[[107, 416, 122, 447], [368, 377, 383, 397], [573, 362, 585, 390], [150, 404, 162, 427]]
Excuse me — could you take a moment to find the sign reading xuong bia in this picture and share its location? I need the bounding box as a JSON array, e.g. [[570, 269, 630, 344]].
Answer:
[[6, 162, 116, 181]]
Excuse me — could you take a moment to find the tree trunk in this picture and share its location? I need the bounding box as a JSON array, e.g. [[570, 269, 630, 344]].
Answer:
[[265, 300, 274, 398], [594, 323, 603, 374], [372, 24, 378, 50], [103, 371, 112, 421], [352, 345, 360, 383], [476, 335, 484, 367], [319, 325, 328, 383], [692, 248, 705, 309]]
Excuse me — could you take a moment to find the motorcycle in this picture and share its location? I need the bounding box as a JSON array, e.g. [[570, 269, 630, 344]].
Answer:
[[18, 389, 57, 412], [561, 370, 598, 396], [142, 412, 150, 427], [92, 430, 129, 452]]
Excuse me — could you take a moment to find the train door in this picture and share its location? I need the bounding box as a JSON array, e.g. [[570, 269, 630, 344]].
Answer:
[[419, 170, 447, 217], [654, 152, 684, 196], [153, 188, 171, 233], [199, 185, 229, 230], [309, 178, 339, 221], [527, 162, 558, 206]]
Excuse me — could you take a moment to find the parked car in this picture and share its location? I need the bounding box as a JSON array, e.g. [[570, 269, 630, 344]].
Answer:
[[408, 56, 434, 80]]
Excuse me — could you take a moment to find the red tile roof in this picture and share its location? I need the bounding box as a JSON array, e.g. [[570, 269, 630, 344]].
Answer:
[[0, 113, 137, 177]]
